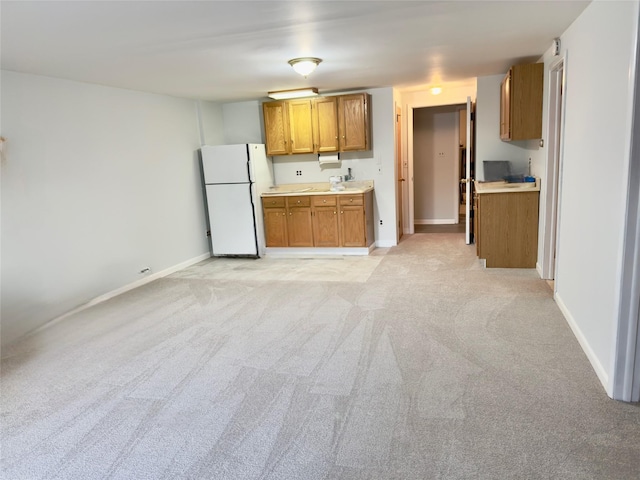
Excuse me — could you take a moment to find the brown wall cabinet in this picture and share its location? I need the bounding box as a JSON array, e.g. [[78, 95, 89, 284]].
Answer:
[[263, 93, 371, 156], [262, 192, 374, 248], [500, 63, 544, 141], [476, 191, 539, 268]]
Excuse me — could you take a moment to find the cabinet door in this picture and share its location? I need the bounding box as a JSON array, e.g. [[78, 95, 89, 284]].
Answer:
[[286, 196, 313, 247], [338, 94, 369, 151], [263, 101, 290, 155], [312, 206, 340, 247], [288, 99, 315, 154], [264, 207, 288, 247], [287, 207, 314, 246], [340, 206, 365, 247], [313, 96, 339, 153], [500, 71, 511, 140]]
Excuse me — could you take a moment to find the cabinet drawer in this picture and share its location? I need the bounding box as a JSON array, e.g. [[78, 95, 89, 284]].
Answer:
[[338, 194, 363, 206], [287, 196, 310, 207], [312, 195, 337, 206], [262, 196, 286, 208]]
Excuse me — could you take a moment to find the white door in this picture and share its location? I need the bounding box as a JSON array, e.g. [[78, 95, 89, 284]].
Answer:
[[206, 184, 258, 256], [201, 144, 250, 184], [465, 96, 475, 245]]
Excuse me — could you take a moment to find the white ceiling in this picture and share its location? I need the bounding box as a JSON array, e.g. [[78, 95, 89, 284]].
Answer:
[[1, 1, 589, 102]]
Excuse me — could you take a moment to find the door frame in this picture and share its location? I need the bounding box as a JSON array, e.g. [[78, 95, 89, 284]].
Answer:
[[407, 102, 466, 233], [612, 10, 640, 402], [540, 57, 566, 281]]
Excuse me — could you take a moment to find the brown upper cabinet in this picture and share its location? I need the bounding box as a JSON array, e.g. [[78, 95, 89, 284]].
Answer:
[[263, 101, 290, 155], [338, 93, 370, 151], [263, 93, 371, 156], [313, 96, 340, 153], [500, 63, 543, 141]]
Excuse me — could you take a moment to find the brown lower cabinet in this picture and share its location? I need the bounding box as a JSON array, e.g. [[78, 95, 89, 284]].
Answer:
[[476, 190, 539, 268], [262, 192, 374, 248]]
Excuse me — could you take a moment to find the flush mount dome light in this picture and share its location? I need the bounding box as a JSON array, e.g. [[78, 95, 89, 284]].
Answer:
[[288, 57, 322, 77]]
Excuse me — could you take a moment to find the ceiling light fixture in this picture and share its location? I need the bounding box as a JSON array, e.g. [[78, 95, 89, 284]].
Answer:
[[288, 57, 322, 77], [267, 87, 319, 100], [430, 86, 443, 95]]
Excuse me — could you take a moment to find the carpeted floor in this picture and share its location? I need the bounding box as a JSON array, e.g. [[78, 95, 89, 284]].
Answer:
[[2, 233, 639, 479]]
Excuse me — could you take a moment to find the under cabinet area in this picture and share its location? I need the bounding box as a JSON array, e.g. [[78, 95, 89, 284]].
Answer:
[[262, 189, 374, 250], [262, 93, 370, 156], [475, 182, 540, 268], [500, 63, 543, 141]]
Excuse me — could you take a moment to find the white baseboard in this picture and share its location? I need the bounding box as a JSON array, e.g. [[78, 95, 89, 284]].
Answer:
[[265, 245, 374, 256], [375, 239, 397, 248], [31, 252, 212, 335], [415, 218, 457, 225], [555, 293, 610, 394]]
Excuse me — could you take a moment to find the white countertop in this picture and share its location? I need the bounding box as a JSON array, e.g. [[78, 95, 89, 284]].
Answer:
[[261, 180, 374, 197], [475, 178, 540, 194]]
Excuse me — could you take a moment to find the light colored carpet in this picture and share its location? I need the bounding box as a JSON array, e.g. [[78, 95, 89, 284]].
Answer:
[[2, 233, 639, 479]]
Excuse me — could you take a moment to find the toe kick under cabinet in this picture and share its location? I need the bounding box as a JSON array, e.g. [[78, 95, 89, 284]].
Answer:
[[262, 191, 374, 249], [475, 185, 540, 268]]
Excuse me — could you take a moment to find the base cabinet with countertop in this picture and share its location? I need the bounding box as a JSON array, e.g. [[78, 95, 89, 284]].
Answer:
[[475, 180, 540, 268], [261, 183, 374, 250]]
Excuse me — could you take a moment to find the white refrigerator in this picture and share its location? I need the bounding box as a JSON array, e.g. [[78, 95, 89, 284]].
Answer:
[[200, 144, 274, 257]]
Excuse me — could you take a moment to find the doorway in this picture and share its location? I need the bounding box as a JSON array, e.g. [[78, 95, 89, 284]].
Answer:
[[411, 104, 466, 234]]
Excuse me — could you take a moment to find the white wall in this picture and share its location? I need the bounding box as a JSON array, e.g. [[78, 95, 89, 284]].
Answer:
[[475, 75, 540, 181], [222, 88, 398, 247], [223, 101, 263, 144], [1, 71, 210, 346], [198, 100, 225, 146], [413, 106, 460, 223], [552, 0, 639, 392]]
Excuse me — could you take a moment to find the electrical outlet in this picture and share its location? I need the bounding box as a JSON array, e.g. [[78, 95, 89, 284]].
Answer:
[[296, 170, 302, 176], [379, 220, 383, 225], [438, 152, 446, 157], [139, 267, 151, 275]]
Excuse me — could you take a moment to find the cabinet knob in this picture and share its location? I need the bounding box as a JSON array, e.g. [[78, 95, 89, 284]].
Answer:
[[334, 211, 336, 215], [282, 212, 285, 216], [297, 200, 301, 204], [350, 198, 353, 202], [289, 212, 292, 215], [323, 199, 326, 203], [341, 211, 344, 214]]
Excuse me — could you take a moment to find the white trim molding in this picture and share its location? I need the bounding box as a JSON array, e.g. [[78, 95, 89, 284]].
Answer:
[[612, 2, 640, 403], [29, 252, 212, 337], [556, 293, 610, 391], [415, 218, 457, 225]]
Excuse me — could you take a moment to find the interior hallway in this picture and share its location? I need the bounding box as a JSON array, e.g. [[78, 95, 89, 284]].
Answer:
[[2, 234, 639, 479]]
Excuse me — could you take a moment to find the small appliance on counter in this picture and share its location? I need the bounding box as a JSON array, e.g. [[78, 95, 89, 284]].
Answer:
[[329, 175, 345, 191], [200, 144, 274, 257]]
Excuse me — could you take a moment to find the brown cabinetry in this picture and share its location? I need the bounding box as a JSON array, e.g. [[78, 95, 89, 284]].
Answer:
[[313, 96, 340, 153], [286, 196, 314, 247], [262, 197, 288, 247], [338, 93, 370, 151], [263, 93, 370, 155], [476, 190, 539, 268], [262, 191, 374, 248], [311, 196, 340, 247], [500, 63, 543, 141], [263, 101, 290, 156], [287, 99, 315, 154]]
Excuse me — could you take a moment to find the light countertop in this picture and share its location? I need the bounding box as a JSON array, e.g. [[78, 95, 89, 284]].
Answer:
[[261, 180, 374, 197], [475, 178, 540, 194]]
